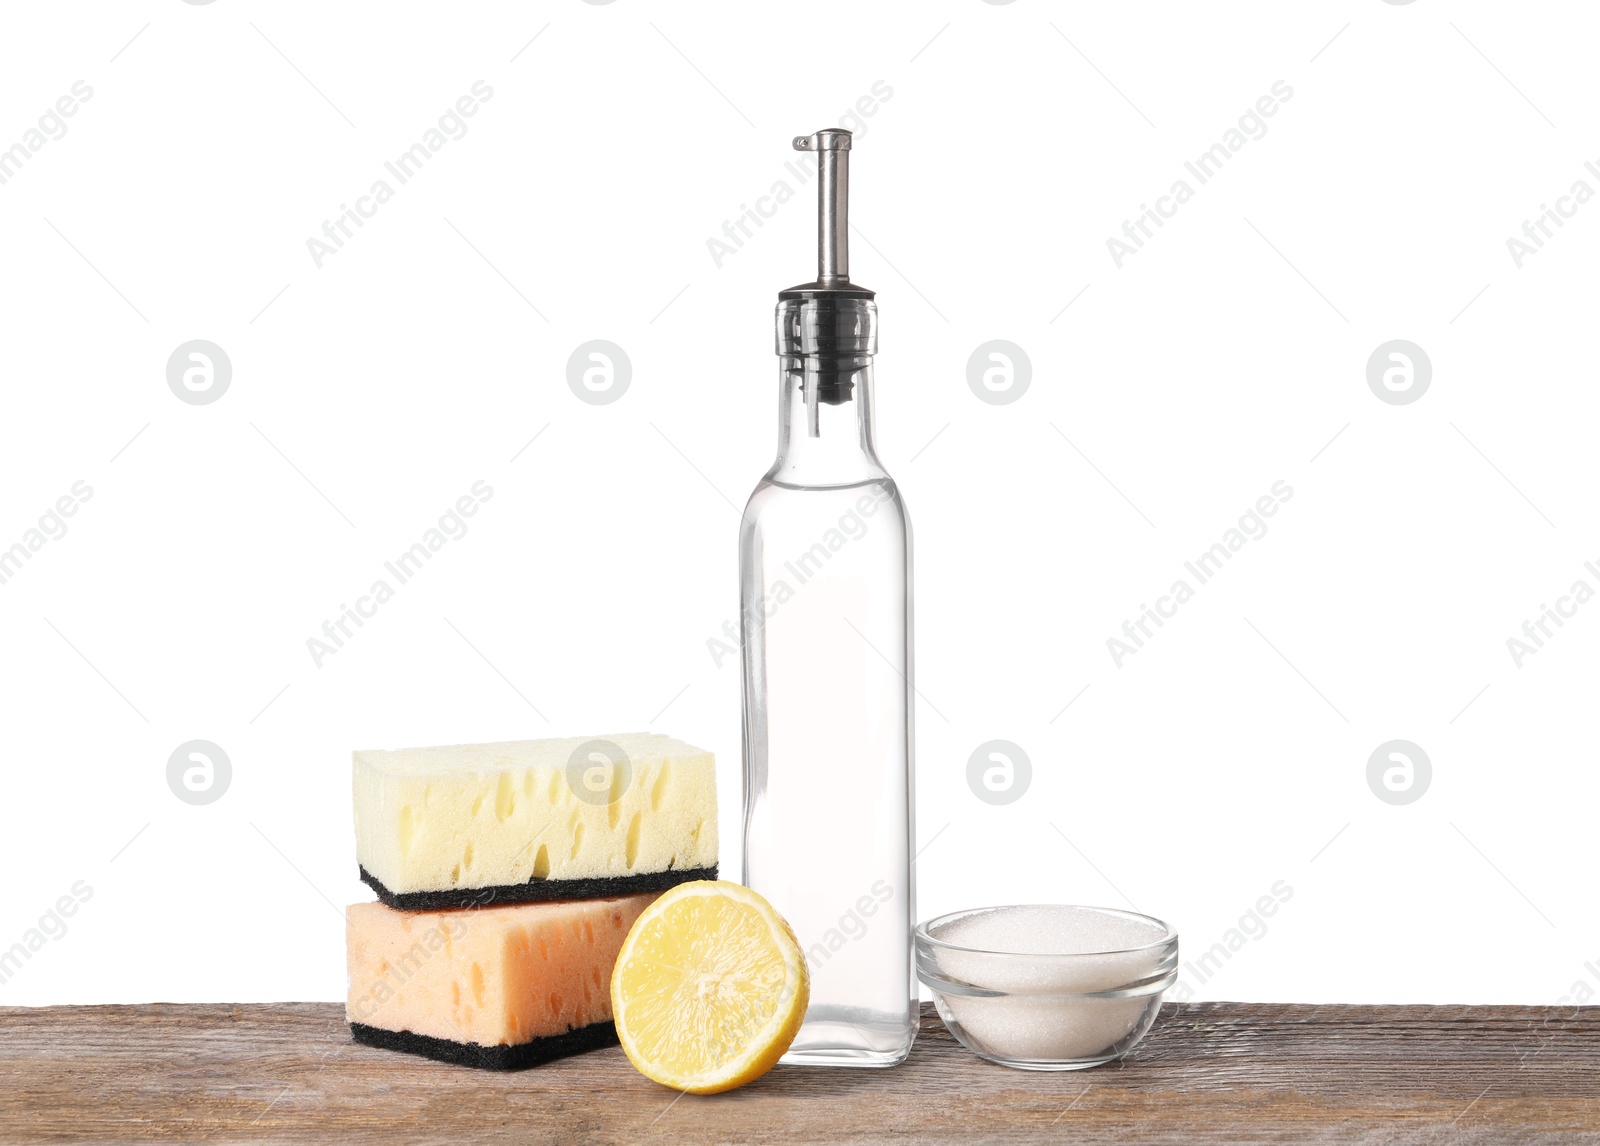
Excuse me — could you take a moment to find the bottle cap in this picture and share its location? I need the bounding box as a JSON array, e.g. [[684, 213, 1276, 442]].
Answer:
[[777, 128, 877, 412]]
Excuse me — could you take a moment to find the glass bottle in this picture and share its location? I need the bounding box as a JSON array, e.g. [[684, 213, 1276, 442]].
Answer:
[[740, 128, 916, 1067]]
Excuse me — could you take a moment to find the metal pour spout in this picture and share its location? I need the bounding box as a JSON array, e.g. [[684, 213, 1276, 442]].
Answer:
[[793, 129, 851, 286], [779, 128, 875, 438]]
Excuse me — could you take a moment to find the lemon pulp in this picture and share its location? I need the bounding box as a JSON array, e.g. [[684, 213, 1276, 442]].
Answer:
[[610, 880, 808, 1093]]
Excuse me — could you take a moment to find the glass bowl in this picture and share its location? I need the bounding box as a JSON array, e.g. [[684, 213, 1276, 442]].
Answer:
[[914, 904, 1179, 1070]]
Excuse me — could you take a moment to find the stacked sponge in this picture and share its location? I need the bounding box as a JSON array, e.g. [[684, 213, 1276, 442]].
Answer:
[[345, 733, 717, 1069]]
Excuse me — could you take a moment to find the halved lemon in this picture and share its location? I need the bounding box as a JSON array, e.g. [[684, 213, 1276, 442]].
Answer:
[[610, 879, 808, 1093]]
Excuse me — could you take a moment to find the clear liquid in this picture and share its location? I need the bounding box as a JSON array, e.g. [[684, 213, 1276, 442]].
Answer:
[[740, 475, 916, 1066]]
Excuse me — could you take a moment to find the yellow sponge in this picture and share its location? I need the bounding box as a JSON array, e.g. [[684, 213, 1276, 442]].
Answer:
[[354, 734, 717, 909]]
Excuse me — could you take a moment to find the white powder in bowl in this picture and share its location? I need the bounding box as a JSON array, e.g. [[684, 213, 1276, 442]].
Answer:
[[938, 905, 1165, 955], [926, 906, 1173, 1063]]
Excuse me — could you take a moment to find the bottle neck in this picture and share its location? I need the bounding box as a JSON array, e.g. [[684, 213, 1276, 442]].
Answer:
[[767, 358, 884, 487], [770, 293, 882, 488]]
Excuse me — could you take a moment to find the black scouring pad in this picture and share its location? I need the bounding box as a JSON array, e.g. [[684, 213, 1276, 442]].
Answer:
[[358, 864, 719, 911], [350, 1020, 619, 1070]]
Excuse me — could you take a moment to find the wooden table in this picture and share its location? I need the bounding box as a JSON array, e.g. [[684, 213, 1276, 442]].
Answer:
[[3, 1001, 1598, 1143]]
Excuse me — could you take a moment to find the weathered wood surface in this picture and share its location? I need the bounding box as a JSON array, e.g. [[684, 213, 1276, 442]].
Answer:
[[3, 1001, 1599, 1143]]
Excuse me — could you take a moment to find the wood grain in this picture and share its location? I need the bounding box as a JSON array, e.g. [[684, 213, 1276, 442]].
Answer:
[[3, 1002, 1599, 1144]]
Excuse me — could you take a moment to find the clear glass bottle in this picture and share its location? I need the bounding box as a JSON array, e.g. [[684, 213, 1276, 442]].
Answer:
[[740, 128, 916, 1067]]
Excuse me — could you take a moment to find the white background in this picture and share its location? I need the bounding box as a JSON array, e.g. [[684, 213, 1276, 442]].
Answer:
[[1, 0, 1596, 1008]]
